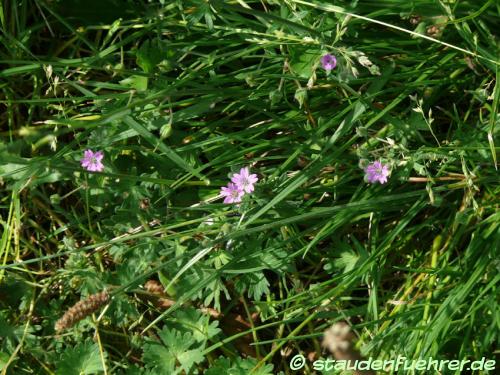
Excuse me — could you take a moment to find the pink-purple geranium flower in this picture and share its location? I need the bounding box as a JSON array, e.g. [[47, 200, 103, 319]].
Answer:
[[321, 53, 337, 71], [231, 167, 259, 193], [365, 161, 390, 184], [220, 167, 259, 204], [80, 150, 104, 172], [220, 182, 244, 204]]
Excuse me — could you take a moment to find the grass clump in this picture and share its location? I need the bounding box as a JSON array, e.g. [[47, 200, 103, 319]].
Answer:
[[0, 0, 498, 374]]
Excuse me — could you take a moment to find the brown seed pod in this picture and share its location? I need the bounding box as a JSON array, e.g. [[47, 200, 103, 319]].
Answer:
[[144, 280, 165, 296], [54, 291, 110, 332], [143, 280, 176, 309]]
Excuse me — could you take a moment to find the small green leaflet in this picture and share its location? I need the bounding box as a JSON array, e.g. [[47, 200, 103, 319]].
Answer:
[[56, 340, 105, 375], [142, 327, 204, 374]]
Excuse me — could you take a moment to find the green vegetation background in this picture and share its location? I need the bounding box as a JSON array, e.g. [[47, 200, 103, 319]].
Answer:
[[0, 0, 498, 374]]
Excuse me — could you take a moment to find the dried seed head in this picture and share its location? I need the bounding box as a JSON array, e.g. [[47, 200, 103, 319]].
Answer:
[[54, 291, 110, 332], [322, 322, 354, 354], [426, 25, 441, 37], [322, 323, 375, 375]]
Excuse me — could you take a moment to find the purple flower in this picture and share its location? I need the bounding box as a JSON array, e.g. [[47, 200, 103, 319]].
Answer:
[[220, 182, 244, 204], [80, 150, 104, 172], [365, 161, 390, 184], [321, 54, 337, 71], [231, 167, 258, 193]]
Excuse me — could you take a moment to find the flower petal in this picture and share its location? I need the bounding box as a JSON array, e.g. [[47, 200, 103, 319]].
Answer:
[[239, 167, 249, 178], [95, 162, 104, 172], [94, 151, 104, 161]]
